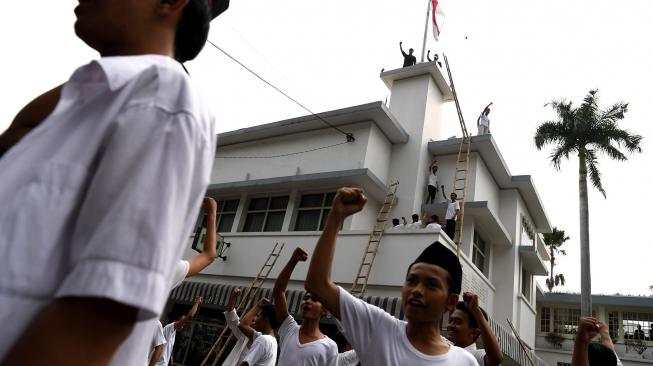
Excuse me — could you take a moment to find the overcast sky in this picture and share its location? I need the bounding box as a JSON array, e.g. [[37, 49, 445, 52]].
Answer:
[[2, 1, 651, 296]]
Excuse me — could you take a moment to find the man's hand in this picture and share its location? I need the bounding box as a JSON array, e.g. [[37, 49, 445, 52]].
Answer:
[[400, 41, 403, 45], [463, 292, 480, 313], [201, 197, 217, 215], [330, 187, 367, 221], [232, 288, 241, 298], [258, 298, 270, 306], [194, 296, 203, 305], [576, 317, 600, 343], [292, 247, 309, 262]]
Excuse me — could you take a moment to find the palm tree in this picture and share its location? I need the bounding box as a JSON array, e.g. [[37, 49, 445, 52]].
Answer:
[[534, 90, 642, 316], [543, 227, 569, 292]]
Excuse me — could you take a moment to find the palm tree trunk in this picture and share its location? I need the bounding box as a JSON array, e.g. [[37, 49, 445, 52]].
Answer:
[[578, 151, 592, 316], [549, 246, 555, 292]]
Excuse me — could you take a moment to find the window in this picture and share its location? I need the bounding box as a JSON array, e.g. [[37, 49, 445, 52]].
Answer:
[[521, 268, 532, 301], [472, 231, 488, 274], [540, 306, 551, 333], [554, 308, 581, 334], [294, 192, 335, 231], [621, 311, 653, 340], [521, 215, 535, 246], [216, 199, 239, 232], [608, 311, 620, 341], [242, 196, 289, 232]]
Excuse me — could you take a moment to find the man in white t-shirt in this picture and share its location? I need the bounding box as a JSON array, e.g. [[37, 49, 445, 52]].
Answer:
[[305, 187, 478, 366], [0, 1, 227, 364], [477, 102, 492, 135], [425, 215, 442, 231], [221, 288, 259, 366], [442, 190, 460, 240], [446, 293, 503, 366], [148, 322, 167, 366], [153, 296, 203, 366], [273, 247, 338, 366], [406, 214, 424, 229], [392, 218, 406, 229], [238, 299, 278, 366]]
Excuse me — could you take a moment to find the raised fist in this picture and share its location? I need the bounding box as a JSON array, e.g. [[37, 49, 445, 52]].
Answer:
[[331, 187, 367, 219], [232, 287, 241, 297], [202, 196, 217, 214], [292, 247, 309, 262]]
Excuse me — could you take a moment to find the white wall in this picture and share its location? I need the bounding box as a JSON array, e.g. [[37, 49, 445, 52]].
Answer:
[[212, 122, 375, 184], [363, 123, 392, 184], [518, 295, 537, 346], [470, 153, 501, 214]]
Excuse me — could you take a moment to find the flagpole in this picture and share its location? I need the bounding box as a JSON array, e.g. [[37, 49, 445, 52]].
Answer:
[[420, 0, 431, 62]]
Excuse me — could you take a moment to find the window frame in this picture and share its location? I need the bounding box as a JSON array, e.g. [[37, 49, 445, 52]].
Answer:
[[293, 192, 336, 232], [472, 231, 489, 275], [241, 195, 289, 232]]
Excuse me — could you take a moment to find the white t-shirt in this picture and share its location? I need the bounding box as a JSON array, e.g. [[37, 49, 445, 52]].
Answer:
[[337, 350, 359, 366], [241, 334, 277, 366], [338, 287, 478, 366], [428, 173, 438, 187], [426, 223, 442, 230], [171, 260, 190, 289], [156, 322, 177, 366], [464, 343, 490, 366], [277, 316, 338, 366], [479, 114, 490, 127], [393, 224, 406, 229], [222, 309, 261, 366], [445, 201, 460, 220], [148, 321, 167, 364], [0, 55, 215, 365], [407, 220, 423, 229]]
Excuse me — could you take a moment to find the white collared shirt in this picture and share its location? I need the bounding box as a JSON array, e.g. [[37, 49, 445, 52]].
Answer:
[[0, 54, 215, 364], [464, 343, 489, 366]]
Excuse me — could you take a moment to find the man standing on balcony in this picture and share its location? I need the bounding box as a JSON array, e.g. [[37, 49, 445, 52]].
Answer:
[[477, 103, 492, 135], [399, 42, 417, 67], [442, 189, 460, 240], [446, 293, 503, 366]]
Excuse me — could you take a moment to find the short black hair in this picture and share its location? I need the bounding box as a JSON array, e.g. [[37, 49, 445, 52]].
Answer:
[[587, 343, 617, 366], [175, 0, 211, 63], [431, 214, 439, 222], [260, 304, 278, 329], [409, 241, 462, 294], [454, 301, 488, 328], [392, 218, 400, 226], [412, 214, 419, 220]]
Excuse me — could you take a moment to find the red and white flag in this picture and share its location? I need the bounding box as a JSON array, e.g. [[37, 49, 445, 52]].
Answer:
[[431, 0, 445, 41]]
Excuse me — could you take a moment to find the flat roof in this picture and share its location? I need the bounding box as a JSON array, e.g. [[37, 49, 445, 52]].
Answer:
[[380, 61, 454, 101], [216, 101, 409, 147], [537, 292, 653, 308], [428, 134, 553, 232]]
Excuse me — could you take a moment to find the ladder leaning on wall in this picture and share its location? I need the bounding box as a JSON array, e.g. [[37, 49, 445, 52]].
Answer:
[[200, 242, 285, 366], [443, 55, 472, 257], [349, 179, 400, 298]]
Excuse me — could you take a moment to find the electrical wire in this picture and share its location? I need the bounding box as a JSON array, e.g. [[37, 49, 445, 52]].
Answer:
[[216, 141, 350, 159], [206, 40, 355, 142]]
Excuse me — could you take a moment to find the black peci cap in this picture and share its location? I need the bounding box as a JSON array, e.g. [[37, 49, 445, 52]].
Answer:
[[411, 241, 463, 294], [211, 0, 230, 19]]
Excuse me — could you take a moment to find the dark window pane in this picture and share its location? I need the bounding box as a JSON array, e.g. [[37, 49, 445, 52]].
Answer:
[[243, 212, 265, 232], [215, 200, 224, 212], [473, 252, 484, 272], [264, 212, 285, 231], [223, 199, 240, 212], [217, 214, 235, 232], [248, 198, 269, 211], [324, 192, 336, 206], [295, 210, 320, 231], [269, 196, 289, 210], [319, 209, 331, 230], [300, 194, 323, 208]]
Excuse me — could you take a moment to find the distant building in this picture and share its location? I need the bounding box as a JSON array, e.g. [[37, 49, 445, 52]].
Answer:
[[165, 62, 553, 365], [536, 292, 653, 365]]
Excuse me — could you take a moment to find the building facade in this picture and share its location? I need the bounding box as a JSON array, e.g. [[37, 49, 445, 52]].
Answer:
[[535, 292, 653, 366], [165, 62, 554, 365]]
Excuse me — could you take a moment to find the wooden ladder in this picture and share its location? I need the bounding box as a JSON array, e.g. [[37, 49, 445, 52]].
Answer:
[[349, 179, 400, 298], [200, 242, 285, 366], [444, 55, 472, 257]]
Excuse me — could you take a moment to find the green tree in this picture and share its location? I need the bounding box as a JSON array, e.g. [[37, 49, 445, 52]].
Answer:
[[543, 227, 569, 292], [534, 90, 642, 316]]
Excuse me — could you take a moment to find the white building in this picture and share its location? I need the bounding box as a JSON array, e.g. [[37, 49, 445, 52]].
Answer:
[[536, 292, 653, 366], [165, 62, 554, 366]]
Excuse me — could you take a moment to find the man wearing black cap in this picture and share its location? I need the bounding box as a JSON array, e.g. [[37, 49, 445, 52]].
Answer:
[[306, 187, 478, 365], [0, 1, 228, 365]]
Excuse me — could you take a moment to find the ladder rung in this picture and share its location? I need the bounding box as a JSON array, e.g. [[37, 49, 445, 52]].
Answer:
[[362, 262, 371, 266], [367, 250, 376, 254]]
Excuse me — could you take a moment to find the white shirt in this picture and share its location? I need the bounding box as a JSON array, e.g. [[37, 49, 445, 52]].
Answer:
[[0, 55, 215, 364], [393, 224, 406, 229], [172, 260, 191, 290], [445, 201, 461, 220], [156, 322, 177, 366], [428, 172, 438, 187], [337, 350, 359, 366], [277, 315, 338, 366], [242, 334, 277, 366], [407, 220, 423, 229], [478, 114, 490, 127], [426, 223, 442, 230], [338, 287, 478, 366], [222, 309, 260, 366], [464, 343, 490, 366], [149, 321, 167, 364]]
